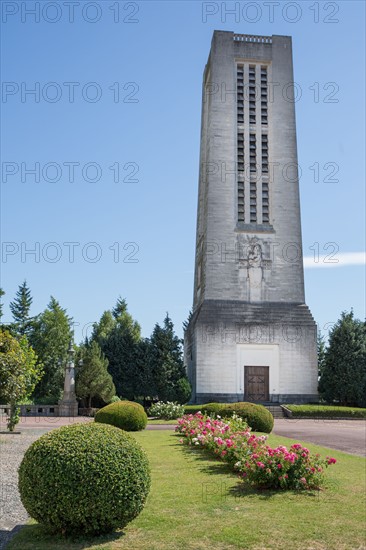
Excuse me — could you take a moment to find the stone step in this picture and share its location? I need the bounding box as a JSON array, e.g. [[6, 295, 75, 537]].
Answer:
[[260, 404, 285, 418]]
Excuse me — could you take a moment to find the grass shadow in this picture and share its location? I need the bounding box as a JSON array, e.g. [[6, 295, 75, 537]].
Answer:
[[179, 441, 242, 478], [228, 482, 321, 502], [5, 523, 125, 550]]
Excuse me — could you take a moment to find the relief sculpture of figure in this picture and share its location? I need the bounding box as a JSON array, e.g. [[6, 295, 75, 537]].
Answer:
[[247, 243, 263, 300]]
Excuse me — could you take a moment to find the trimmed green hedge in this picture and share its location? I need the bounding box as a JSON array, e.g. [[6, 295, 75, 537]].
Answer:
[[95, 400, 147, 431], [18, 423, 151, 536], [184, 403, 223, 415], [184, 402, 274, 433], [285, 404, 366, 418], [184, 405, 200, 414]]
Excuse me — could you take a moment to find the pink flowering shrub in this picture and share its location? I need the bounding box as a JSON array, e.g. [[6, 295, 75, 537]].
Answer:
[[235, 443, 336, 490], [176, 412, 257, 465], [176, 413, 337, 490]]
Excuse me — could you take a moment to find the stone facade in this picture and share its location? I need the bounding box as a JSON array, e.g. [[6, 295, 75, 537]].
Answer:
[[185, 31, 318, 404]]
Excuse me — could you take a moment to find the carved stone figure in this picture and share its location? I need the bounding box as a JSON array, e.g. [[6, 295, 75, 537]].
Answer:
[[248, 243, 263, 299]]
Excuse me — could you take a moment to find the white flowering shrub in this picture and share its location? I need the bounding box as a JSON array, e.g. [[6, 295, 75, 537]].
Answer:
[[148, 401, 185, 420]]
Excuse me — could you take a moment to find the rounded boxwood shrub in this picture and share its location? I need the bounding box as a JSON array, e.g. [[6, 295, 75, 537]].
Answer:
[[201, 403, 225, 415], [95, 400, 147, 431], [18, 423, 150, 536], [217, 402, 274, 433], [183, 403, 222, 415], [183, 404, 204, 414]]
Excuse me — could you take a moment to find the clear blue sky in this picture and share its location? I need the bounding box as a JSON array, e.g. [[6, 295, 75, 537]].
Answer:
[[1, 0, 365, 343]]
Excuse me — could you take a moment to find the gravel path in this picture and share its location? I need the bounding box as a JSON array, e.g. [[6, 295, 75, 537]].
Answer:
[[0, 432, 43, 549]]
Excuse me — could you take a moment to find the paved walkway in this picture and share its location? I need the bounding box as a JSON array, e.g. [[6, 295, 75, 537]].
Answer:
[[0, 416, 175, 431], [273, 418, 366, 457], [2, 416, 366, 456], [1, 416, 365, 456]]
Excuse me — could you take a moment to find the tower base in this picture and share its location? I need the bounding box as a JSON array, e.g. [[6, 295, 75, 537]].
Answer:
[[184, 300, 318, 405]]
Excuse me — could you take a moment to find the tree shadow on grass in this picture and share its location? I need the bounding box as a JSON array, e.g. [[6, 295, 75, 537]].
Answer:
[[5, 523, 126, 550], [179, 442, 240, 477]]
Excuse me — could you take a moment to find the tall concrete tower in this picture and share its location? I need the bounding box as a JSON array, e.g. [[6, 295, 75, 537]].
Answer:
[[185, 31, 318, 404]]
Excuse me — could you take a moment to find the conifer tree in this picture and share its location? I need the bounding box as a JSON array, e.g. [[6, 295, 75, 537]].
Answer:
[[91, 310, 116, 348], [0, 288, 4, 321], [148, 313, 191, 403], [317, 329, 327, 377], [183, 309, 193, 333], [318, 311, 366, 407], [76, 341, 115, 407], [93, 298, 141, 399], [9, 281, 33, 336], [134, 337, 155, 404]]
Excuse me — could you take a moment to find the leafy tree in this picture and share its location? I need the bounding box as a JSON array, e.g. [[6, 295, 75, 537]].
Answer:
[[0, 329, 43, 431], [148, 313, 191, 403], [317, 329, 327, 378], [30, 297, 72, 401], [318, 311, 366, 407], [0, 288, 4, 321], [93, 298, 141, 399], [9, 281, 33, 336], [76, 341, 115, 408]]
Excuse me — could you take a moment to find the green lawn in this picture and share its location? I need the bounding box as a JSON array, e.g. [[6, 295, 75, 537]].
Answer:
[[8, 430, 366, 550]]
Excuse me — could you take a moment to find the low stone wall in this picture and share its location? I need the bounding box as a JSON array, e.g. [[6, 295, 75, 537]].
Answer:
[[0, 404, 59, 416], [0, 405, 98, 417]]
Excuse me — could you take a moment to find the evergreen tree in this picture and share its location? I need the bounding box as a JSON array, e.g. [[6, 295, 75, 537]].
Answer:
[[148, 313, 191, 403], [317, 329, 327, 378], [91, 310, 116, 348], [9, 281, 33, 336], [183, 309, 193, 333], [112, 297, 128, 320], [318, 311, 366, 407], [76, 341, 115, 407], [0, 288, 4, 321], [112, 297, 141, 340], [93, 298, 141, 399], [30, 297, 72, 401], [134, 338, 156, 404]]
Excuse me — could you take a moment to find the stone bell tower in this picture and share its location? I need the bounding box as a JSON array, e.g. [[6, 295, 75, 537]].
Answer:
[[184, 31, 318, 404]]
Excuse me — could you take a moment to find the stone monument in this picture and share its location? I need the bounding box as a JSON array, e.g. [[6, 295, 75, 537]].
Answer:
[[58, 336, 78, 416]]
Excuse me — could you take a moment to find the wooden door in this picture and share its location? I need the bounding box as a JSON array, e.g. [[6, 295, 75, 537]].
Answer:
[[244, 366, 269, 402]]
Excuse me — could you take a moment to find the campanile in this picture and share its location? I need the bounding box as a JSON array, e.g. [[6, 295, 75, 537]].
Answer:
[[185, 31, 318, 404]]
